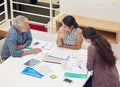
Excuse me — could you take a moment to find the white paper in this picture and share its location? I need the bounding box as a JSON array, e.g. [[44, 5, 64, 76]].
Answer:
[[65, 58, 87, 74], [31, 40, 54, 50], [47, 47, 70, 60], [34, 63, 52, 75]]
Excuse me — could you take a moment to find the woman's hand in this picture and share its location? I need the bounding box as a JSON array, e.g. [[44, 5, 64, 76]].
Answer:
[[58, 32, 66, 39]]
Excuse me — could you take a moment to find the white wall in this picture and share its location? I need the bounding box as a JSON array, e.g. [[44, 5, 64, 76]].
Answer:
[[60, 0, 120, 22]]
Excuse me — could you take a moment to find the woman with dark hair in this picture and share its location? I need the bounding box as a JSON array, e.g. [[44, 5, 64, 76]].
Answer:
[[82, 27, 120, 87], [56, 15, 83, 50]]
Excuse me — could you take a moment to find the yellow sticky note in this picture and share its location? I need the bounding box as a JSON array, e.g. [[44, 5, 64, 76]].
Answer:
[[112, 0, 117, 4], [49, 74, 57, 79]]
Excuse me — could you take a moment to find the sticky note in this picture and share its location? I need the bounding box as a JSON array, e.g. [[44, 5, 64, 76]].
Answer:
[[49, 74, 57, 79]]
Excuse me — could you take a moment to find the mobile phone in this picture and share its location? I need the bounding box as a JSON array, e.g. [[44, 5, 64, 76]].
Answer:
[[63, 78, 73, 83], [34, 42, 40, 45]]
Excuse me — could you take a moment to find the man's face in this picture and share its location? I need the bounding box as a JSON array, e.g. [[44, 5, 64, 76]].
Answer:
[[21, 22, 29, 32]]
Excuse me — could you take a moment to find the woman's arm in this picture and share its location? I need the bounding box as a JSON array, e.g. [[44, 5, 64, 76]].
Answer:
[[87, 45, 96, 71], [56, 27, 66, 47], [56, 32, 64, 47]]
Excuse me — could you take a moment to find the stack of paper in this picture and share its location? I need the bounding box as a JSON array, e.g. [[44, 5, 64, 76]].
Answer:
[[64, 58, 88, 78], [42, 42, 54, 50], [47, 47, 70, 60]]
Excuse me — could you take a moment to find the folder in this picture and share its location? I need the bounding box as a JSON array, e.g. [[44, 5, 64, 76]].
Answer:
[[64, 58, 88, 78], [64, 71, 88, 78], [21, 67, 43, 78]]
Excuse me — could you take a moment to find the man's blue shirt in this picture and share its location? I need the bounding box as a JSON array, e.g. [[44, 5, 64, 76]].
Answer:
[[1, 25, 32, 59]]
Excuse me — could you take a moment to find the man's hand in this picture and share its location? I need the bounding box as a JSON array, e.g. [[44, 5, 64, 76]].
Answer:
[[23, 48, 42, 56], [32, 48, 41, 54]]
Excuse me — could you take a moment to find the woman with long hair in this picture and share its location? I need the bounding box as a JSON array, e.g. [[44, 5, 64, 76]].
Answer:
[[82, 27, 120, 87]]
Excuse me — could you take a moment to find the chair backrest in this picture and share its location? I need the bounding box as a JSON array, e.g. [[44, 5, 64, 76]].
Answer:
[[29, 23, 46, 32], [10, 21, 46, 32], [0, 38, 5, 63], [0, 38, 5, 57]]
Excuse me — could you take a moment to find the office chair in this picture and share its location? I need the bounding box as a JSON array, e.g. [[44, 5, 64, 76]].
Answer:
[[0, 38, 5, 64]]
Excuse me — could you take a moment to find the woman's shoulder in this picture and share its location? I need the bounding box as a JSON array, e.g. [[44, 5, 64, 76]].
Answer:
[[76, 28, 82, 35], [77, 27, 82, 32], [88, 45, 96, 51]]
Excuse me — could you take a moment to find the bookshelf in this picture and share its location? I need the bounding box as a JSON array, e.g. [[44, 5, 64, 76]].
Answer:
[[56, 14, 120, 43]]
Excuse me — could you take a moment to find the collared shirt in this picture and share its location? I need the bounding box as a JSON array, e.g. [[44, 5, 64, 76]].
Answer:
[[1, 25, 32, 60]]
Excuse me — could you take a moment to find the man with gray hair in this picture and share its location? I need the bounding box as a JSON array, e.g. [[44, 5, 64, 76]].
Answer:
[[1, 15, 41, 61]]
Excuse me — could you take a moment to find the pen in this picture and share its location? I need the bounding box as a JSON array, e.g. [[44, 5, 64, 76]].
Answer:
[[42, 43, 48, 48], [79, 65, 83, 70], [44, 61, 61, 64]]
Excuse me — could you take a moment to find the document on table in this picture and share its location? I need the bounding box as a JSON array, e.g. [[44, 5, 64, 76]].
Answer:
[[47, 46, 70, 60], [22, 59, 52, 78], [31, 40, 54, 50], [64, 58, 88, 78], [65, 58, 88, 74], [34, 63, 52, 75]]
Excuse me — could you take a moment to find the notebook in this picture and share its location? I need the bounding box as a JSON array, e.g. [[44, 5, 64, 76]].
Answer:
[[21, 67, 43, 78]]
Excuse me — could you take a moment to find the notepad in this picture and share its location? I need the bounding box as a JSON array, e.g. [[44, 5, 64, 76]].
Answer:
[[21, 67, 43, 78], [24, 59, 40, 67]]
